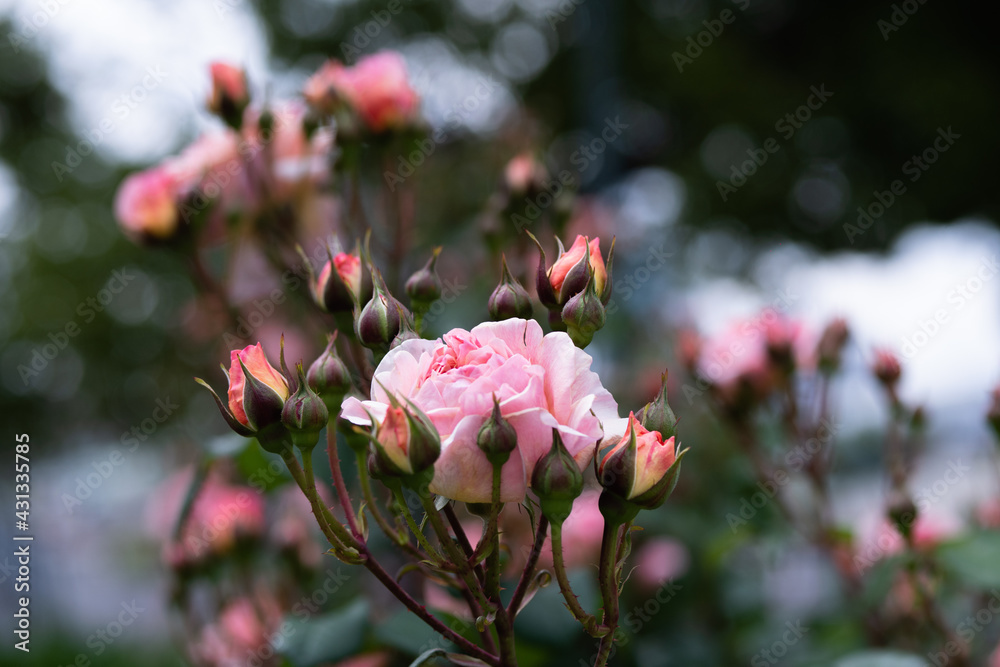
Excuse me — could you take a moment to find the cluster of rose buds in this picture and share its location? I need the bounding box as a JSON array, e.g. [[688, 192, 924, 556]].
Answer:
[[485, 233, 614, 348], [195, 307, 685, 666], [113, 52, 420, 243], [115, 47, 691, 667]]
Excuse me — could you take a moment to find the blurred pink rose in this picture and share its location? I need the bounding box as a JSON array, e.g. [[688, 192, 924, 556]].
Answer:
[[242, 101, 333, 202], [539, 489, 604, 569], [113, 167, 180, 239], [342, 318, 619, 502], [304, 52, 419, 133], [148, 468, 266, 567], [633, 537, 689, 590], [167, 130, 243, 202], [696, 311, 813, 401]]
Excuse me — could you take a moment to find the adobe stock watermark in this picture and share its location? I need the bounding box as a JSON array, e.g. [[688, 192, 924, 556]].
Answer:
[[6, 0, 74, 53], [877, 0, 929, 41], [853, 459, 969, 574], [384, 75, 503, 191], [843, 126, 960, 244], [716, 84, 834, 202], [338, 0, 414, 63], [546, 0, 585, 29], [899, 255, 999, 359], [604, 241, 678, 317], [57, 600, 146, 667], [575, 580, 683, 667], [927, 589, 1000, 666], [51, 66, 169, 181], [750, 620, 809, 666], [60, 397, 178, 514], [671, 0, 751, 73], [725, 419, 839, 533], [510, 116, 630, 233], [18, 268, 136, 386]]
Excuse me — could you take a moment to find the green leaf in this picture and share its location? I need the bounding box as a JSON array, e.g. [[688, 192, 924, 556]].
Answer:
[[280, 599, 368, 667], [832, 650, 928, 667], [936, 531, 1000, 588]]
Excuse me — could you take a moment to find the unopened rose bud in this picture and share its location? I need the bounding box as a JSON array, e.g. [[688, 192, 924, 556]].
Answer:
[[307, 334, 352, 412], [477, 397, 517, 467], [528, 232, 611, 310], [405, 248, 443, 312], [207, 62, 250, 131], [561, 270, 605, 348], [357, 271, 402, 350], [530, 429, 583, 524], [390, 308, 420, 349], [640, 371, 678, 441], [489, 255, 533, 321], [282, 362, 330, 450], [371, 397, 441, 484], [195, 343, 291, 452], [337, 415, 370, 453], [599, 413, 685, 512], [872, 348, 901, 387], [817, 318, 849, 373], [314, 251, 363, 313]]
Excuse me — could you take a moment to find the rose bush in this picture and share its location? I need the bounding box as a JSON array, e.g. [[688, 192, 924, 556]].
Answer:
[[341, 318, 619, 502]]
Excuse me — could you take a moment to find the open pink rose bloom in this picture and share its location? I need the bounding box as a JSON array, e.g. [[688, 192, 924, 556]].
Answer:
[[342, 318, 620, 502]]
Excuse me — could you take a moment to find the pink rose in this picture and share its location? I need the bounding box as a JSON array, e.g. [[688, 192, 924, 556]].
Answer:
[[113, 167, 180, 239], [304, 52, 420, 133], [504, 152, 546, 195], [341, 318, 619, 502]]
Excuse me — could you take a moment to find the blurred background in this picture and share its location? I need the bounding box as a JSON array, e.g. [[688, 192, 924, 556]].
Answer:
[[2, 0, 1000, 665]]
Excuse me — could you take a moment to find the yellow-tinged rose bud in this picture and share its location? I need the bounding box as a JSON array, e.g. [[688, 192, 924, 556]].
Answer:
[[599, 412, 686, 510]]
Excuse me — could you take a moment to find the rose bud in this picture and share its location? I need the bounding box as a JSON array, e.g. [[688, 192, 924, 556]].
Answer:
[[489, 255, 533, 321], [599, 413, 685, 512], [195, 343, 290, 451], [390, 308, 420, 349], [337, 415, 371, 453], [872, 348, 901, 388], [282, 362, 330, 450], [640, 371, 678, 441], [817, 317, 849, 374], [371, 396, 441, 483], [477, 396, 517, 467], [114, 167, 181, 242], [314, 251, 363, 313], [405, 247, 443, 313], [528, 232, 612, 309], [207, 61, 250, 131], [561, 269, 606, 348], [356, 270, 402, 351], [307, 333, 353, 412], [503, 152, 547, 198], [531, 429, 584, 525]]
